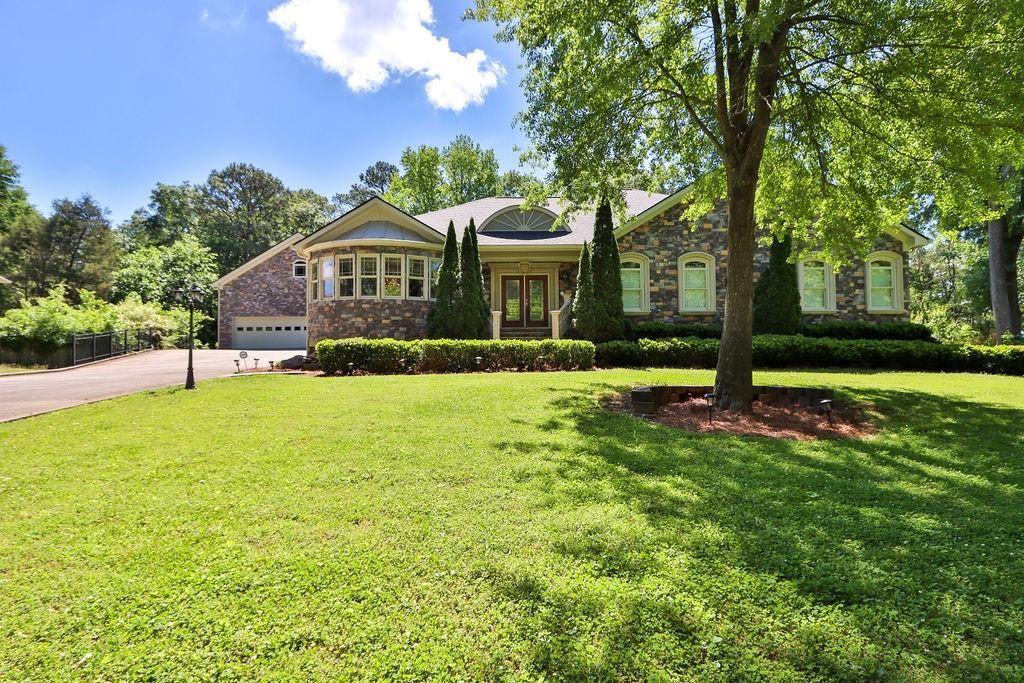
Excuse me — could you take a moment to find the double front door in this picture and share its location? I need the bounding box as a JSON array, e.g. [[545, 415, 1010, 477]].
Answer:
[[501, 275, 548, 328]]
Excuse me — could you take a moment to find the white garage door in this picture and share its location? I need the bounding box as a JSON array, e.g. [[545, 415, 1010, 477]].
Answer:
[[232, 317, 307, 350]]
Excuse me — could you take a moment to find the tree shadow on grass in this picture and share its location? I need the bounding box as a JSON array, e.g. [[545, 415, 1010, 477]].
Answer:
[[489, 382, 1024, 681]]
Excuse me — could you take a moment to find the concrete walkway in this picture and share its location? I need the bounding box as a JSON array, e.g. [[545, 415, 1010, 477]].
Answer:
[[0, 349, 301, 422]]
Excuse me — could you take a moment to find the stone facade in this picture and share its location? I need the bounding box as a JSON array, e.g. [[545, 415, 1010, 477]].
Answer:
[[617, 203, 910, 324], [306, 245, 439, 350], [218, 246, 307, 349]]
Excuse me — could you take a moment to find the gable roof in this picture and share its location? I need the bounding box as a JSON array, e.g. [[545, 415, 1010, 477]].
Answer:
[[416, 189, 669, 247], [212, 233, 304, 289], [295, 196, 444, 254]]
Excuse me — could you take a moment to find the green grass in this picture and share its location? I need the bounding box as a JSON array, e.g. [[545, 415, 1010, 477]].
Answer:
[[1, 369, 1022, 680], [0, 363, 43, 374]]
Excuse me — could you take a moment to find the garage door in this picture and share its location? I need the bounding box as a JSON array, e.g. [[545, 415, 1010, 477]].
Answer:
[[232, 317, 307, 350]]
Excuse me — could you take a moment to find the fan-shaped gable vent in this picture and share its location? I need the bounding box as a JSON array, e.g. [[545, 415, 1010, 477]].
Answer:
[[480, 207, 560, 232]]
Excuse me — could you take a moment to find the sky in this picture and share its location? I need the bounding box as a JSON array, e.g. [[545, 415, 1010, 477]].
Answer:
[[0, 0, 529, 223]]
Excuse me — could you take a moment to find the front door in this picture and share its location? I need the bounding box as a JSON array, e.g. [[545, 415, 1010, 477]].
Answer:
[[501, 275, 548, 328]]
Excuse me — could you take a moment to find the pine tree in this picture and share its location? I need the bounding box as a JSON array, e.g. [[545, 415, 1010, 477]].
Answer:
[[468, 218, 491, 335], [752, 233, 802, 335], [427, 221, 460, 338], [589, 197, 625, 341], [572, 242, 598, 340], [456, 220, 490, 338]]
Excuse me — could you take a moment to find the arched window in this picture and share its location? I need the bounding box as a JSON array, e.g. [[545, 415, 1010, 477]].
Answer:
[[479, 207, 559, 232], [292, 260, 307, 278], [678, 252, 716, 313], [797, 259, 836, 312], [619, 253, 650, 313], [866, 251, 904, 312]]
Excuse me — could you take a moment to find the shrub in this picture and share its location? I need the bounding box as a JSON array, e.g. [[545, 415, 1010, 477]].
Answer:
[[595, 335, 1024, 375], [627, 321, 722, 340], [752, 234, 801, 334], [572, 242, 598, 340], [590, 198, 625, 341], [316, 338, 595, 375], [800, 320, 934, 341]]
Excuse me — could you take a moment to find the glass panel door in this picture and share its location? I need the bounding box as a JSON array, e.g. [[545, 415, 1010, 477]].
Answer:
[[502, 276, 523, 326], [525, 275, 548, 327]]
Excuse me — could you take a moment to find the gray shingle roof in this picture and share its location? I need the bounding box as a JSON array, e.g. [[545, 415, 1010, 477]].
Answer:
[[414, 189, 668, 246]]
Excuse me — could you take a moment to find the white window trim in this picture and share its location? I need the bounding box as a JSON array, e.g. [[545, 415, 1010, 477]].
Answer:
[[428, 257, 442, 300], [620, 253, 651, 315], [381, 253, 405, 299], [292, 260, 307, 279], [357, 253, 381, 299], [407, 255, 428, 301], [866, 251, 905, 313], [320, 256, 336, 300], [677, 252, 716, 314], [309, 257, 319, 302], [336, 254, 355, 300], [797, 258, 837, 314]]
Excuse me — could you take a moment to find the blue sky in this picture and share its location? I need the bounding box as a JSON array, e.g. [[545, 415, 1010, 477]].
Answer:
[[0, 0, 528, 223]]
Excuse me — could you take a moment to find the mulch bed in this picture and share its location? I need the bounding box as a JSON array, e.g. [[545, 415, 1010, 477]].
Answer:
[[606, 395, 875, 441]]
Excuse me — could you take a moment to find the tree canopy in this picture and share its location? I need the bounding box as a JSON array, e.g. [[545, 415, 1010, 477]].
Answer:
[[476, 0, 1024, 407]]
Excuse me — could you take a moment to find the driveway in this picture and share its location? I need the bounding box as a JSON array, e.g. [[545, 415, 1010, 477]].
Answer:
[[0, 349, 302, 422]]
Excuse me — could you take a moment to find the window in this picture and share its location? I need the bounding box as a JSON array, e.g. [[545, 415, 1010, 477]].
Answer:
[[292, 260, 307, 278], [867, 252, 903, 311], [479, 207, 559, 232], [337, 255, 355, 298], [619, 254, 650, 313], [358, 254, 379, 298], [310, 258, 319, 301], [678, 253, 716, 313], [382, 254, 404, 298], [429, 257, 442, 299], [408, 256, 427, 299], [798, 260, 836, 312], [320, 257, 335, 299]]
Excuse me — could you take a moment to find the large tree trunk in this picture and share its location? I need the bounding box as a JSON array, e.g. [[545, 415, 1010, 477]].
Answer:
[[715, 176, 757, 412], [989, 215, 1016, 340]]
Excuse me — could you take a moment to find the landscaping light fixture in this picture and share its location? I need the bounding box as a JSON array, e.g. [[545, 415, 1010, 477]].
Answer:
[[820, 399, 834, 427], [703, 393, 715, 424], [253, 358, 260, 370], [475, 356, 482, 369], [172, 284, 204, 390], [233, 359, 240, 373], [347, 362, 354, 374]]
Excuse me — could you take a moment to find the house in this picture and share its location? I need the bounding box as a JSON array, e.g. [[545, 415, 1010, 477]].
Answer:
[[213, 187, 930, 351]]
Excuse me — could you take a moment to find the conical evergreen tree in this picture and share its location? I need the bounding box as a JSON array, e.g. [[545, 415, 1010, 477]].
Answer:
[[590, 197, 625, 341], [427, 220, 461, 338], [456, 220, 490, 338], [752, 233, 802, 334], [572, 241, 598, 340], [468, 218, 491, 335]]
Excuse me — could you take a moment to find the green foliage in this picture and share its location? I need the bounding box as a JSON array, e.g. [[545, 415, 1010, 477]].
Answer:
[[571, 242, 597, 340], [752, 235, 801, 335], [333, 161, 398, 211], [427, 221, 461, 338], [627, 321, 722, 340], [0, 286, 199, 350], [117, 182, 202, 249], [801, 321, 934, 342], [589, 199, 624, 341], [316, 337, 595, 375], [384, 135, 505, 214], [455, 220, 490, 339], [111, 235, 218, 308], [596, 335, 1024, 376]]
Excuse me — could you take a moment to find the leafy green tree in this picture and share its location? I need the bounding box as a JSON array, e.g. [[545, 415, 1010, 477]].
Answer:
[[589, 198, 624, 341], [427, 221, 461, 338], [117, 182, 201, 250], [498, 170, 542, 197], [476, 0, 1024, 409], [333, 161, 399, 211], [456, 219, 490, 338], [10, 195, 119, 300], [752, 235, 801, 335], [572, 241, 597, 340], [385, 145, 446, 214], [385, 135, 502, 214], [0, 146, 36, 309]]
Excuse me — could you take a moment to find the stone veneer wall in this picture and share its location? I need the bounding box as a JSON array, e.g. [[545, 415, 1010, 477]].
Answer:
[[306, 246, 439, 350], [218, 246, 307, 349], [617, 203, 911, 324]]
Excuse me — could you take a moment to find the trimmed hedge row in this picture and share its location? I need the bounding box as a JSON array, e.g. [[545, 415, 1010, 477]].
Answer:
[[626, 320, 934, 342], [316, 338, 595, 375], [596, 335, 1024, 375]]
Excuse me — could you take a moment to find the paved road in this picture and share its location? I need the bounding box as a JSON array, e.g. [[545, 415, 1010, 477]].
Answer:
[[0, 349, 302, 422]]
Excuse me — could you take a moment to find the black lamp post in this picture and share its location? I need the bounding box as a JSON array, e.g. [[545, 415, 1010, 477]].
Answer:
[[173, 285, 204, 390], [703, 393, 715, 424], [820, 399, 834, 427]]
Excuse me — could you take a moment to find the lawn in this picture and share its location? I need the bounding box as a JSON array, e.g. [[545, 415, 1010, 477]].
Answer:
[[1, 369, 1022, 680], [0, 363, 42, 374]]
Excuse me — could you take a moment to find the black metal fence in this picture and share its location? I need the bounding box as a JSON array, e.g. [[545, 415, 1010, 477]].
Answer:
[[0, 328, 159, 369]]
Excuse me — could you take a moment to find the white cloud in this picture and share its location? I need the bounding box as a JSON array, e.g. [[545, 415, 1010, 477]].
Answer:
[[268, 0, 505, 111]]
